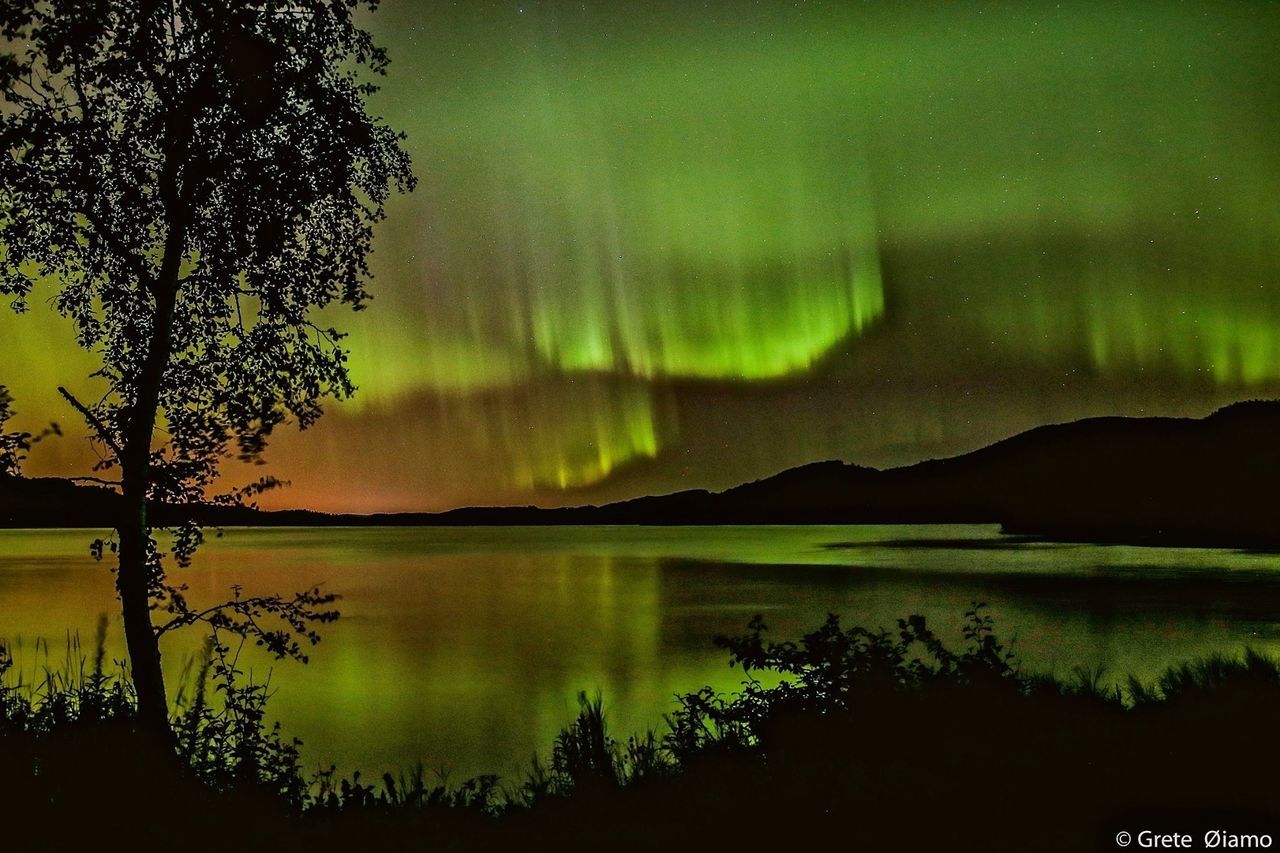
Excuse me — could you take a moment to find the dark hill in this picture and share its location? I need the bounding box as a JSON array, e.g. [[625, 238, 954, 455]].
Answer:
[[4, 401, 1279, 545], [0, 475, 120, 527]]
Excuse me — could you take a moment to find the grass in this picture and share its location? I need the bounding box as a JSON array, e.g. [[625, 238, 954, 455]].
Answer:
[[2, 606, 1278, 851]]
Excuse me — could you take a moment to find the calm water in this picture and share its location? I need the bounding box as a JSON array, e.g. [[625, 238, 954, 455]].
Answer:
[[2, 524, 1279, 779]]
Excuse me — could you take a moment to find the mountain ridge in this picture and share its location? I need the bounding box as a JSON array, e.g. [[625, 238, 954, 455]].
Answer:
[[4, 400, 1280, 546]]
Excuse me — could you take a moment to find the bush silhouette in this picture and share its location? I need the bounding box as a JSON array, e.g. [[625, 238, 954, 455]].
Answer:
[[2, 608, 1278, 852]]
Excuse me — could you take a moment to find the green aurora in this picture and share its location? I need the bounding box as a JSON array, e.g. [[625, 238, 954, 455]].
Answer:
[[2, 0, 1279, 510]]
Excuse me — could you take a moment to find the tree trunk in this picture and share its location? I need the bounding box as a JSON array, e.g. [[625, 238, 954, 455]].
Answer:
[[116, 479, 168, 732], [116, 220, 186, 734]]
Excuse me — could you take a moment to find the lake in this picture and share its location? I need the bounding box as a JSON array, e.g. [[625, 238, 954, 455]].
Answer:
[[2, 524, 1279, 780]]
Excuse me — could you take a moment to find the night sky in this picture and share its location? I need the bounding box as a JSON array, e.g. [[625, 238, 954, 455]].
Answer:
[[3, 0, 1279, 512]]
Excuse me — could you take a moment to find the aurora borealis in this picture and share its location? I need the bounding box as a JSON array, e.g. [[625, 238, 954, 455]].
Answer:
[[3, 0, 1280, 511]]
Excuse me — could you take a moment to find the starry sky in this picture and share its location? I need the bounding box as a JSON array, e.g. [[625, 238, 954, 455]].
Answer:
[[3, 0, 1280, 512]]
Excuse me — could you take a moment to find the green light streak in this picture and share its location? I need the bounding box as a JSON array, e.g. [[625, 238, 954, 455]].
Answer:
[[4, 0, 1279, 508]]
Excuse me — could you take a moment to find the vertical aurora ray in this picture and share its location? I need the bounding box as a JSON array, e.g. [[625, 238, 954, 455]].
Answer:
[[3, 0, 1280, 510], [255, 377, 677, 511]]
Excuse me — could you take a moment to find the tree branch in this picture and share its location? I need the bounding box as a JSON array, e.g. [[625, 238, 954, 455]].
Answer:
[[81, 207, 159, 294], [58, 386, 124, 458]]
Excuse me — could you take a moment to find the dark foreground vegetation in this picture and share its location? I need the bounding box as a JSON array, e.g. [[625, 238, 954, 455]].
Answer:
[[3, 609, 1278, 852]]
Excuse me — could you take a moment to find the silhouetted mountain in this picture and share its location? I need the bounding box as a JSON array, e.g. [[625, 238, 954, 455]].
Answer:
[[4, 400, 1280, 544]]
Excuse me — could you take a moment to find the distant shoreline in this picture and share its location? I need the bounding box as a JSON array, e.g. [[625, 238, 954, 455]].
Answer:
[[4, 518, 1279, 552], [7, 400, 1280, 548]]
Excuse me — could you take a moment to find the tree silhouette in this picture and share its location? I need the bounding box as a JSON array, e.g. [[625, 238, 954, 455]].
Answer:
[[0, 1, 415, 732], [0, 385, 59, 477]]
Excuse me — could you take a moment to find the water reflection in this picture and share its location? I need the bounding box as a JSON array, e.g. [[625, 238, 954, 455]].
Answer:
[[1, 525, 1277, 779]]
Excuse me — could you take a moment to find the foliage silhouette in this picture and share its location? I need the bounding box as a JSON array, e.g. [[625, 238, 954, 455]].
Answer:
[[0, 1, 414, 729], [4, 607, 1277, 851], [0, 384, 59, 477]]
